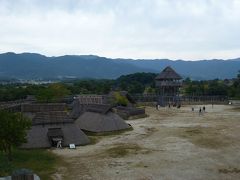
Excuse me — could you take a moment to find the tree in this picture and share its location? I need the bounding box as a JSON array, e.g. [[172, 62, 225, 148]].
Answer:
[[184, 77, 191, 85], [115, 72, 157, 93], [112, 92, 129, 106], [37, 83, 70, 102], [144, 86, 155, 94], [231, 70, 240, 98], [0, 111, 31, 161]]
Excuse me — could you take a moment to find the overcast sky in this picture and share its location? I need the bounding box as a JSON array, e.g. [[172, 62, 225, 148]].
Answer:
[[0, 0, 240, 60]]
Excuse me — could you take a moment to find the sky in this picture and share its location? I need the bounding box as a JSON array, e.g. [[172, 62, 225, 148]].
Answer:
[[0, 0, 240, 60]]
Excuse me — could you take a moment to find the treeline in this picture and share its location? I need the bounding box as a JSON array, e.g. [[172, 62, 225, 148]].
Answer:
[[114, 73, 157, 94], [0, 73, 157, 102], [0, 71, 239, 102], [183, 72, 240, 99]]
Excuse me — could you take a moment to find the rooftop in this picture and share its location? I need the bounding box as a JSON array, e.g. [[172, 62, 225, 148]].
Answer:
[[155, 66, 182, 80]]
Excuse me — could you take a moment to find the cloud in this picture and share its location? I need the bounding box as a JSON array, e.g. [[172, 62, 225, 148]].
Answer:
[[0, 0, 240, 60]]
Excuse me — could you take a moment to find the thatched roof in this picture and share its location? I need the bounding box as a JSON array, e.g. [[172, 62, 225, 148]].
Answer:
[[32, 111, 73, 125], [75, 111, 131, 133], [86, 104, 113, 114], [47, 128, 64, 138], [70, 100, 84, 119], [70, 102, 113, 119], [115, 106, 145, 117], [155, 66, 182, 80], [22, 124, 90, 148], [21, 103, 66, 113]]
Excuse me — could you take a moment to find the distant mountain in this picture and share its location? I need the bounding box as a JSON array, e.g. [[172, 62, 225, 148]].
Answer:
[[0, 52, 151, 79], [0, 52, 239, 80], [123, 59, 240, 80]]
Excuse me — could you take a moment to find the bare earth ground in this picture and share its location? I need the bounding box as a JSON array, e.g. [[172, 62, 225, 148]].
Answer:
[[52, 105, 240, 180]]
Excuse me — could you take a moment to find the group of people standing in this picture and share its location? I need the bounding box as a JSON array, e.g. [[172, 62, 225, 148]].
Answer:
[[192, 106, 206, 115]]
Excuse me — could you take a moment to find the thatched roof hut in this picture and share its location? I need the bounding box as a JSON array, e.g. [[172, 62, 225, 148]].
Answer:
[[22, 124, 89, 148], [75, 105, 131, 133], [155, 66, 182, 80], [22, 111, 89, 148]]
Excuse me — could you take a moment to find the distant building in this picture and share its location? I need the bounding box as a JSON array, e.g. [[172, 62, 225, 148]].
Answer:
[[155, 66, 182, 96], [155, 66, 182, 106]]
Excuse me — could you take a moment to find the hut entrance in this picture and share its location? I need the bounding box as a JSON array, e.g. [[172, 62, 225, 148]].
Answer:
[[47, 128, 64, 147]]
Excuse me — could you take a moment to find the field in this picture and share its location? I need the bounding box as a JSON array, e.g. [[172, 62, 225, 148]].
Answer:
[[52, 105, 239, 179]]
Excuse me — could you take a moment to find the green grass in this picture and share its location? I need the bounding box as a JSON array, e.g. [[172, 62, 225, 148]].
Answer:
[[105, 143, 142, 158], [0, 148, 65, 180]]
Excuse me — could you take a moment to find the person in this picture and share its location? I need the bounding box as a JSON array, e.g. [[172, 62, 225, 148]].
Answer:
[[192, 107, 194, 111], [203, 106, 205, 112], [199, 107, 202, 116], [168, 103, 171, 108], [57, 140, 62, 148]]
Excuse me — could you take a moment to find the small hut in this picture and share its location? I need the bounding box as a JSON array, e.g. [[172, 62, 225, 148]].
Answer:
[[22, 111, 90, 148], [75, 104, 131, 133]]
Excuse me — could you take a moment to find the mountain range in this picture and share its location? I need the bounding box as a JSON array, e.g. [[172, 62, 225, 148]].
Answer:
[[0, 52, 240, 80]]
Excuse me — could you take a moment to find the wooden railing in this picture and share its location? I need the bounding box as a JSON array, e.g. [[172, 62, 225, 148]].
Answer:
[[155, 81, 182, 87]]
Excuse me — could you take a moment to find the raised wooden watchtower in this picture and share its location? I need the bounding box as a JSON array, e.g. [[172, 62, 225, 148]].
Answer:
[[155, 66, 182, 105]]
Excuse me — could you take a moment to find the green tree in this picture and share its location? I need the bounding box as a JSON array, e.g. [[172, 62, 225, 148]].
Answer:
[[0, 111, 31, 161], [115, 72, 157, 93], [144, 86, 155, 94], [37, 83, 70, 102], [112, 92, 129, 106], [184, 77, 191, 85]]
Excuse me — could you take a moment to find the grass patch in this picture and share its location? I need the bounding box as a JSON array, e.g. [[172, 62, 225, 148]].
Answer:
[[179, 126, 231, 149], [0, 148, 65, 179], [219, 168, 240, 174], [105, 143, 151, 158], [106, 144, 142, 158], [133, 162, 149, 168]]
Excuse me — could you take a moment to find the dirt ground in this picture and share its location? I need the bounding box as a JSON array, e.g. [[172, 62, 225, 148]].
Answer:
[[52, 105, 240, 180]]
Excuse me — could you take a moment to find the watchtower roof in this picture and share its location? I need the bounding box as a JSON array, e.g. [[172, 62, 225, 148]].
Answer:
[[155, 66, 182, 80]]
